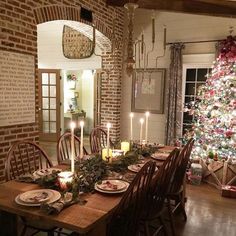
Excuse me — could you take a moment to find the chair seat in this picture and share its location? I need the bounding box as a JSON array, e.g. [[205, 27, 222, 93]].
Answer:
[[23, 218, 57, 231]]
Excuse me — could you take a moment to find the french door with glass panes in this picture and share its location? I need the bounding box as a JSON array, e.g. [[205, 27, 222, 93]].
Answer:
[[39, 69, 60, 141]]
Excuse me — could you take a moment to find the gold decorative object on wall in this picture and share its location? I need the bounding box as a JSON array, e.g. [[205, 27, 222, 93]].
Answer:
[[124, 4, 167, 76], [62, 25, 95, 59]]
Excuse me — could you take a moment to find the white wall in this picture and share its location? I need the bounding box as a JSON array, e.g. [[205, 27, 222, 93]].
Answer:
[[120, 10, 236, 144], [81, 70, 94, 134], [37, 20, 102, 70]]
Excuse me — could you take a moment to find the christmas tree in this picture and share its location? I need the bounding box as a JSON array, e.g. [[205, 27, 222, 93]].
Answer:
[[187, 35, 236, 162]]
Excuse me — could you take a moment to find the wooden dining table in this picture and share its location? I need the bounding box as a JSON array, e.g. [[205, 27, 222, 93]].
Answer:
[[0, 146, 175, 236]]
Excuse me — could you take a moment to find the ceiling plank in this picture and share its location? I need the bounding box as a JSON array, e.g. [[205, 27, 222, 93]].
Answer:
[[106, 0, 236, 18]]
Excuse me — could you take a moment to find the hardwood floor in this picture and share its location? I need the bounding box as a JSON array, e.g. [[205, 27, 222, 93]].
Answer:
[[175, 184, 236, 236], [38, 141, 236, 236]]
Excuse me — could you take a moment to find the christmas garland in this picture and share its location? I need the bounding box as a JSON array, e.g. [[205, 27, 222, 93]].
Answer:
[[37, 152, 139, 195]]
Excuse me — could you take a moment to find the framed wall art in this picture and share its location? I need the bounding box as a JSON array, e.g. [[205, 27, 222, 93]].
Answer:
[[131, 68, 166, 114], [0, 50, 35, 127]]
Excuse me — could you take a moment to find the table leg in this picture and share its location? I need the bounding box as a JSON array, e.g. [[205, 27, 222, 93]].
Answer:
[[0, 211, 18, 236]]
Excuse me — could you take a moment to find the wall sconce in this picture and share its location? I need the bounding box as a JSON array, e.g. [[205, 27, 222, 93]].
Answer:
[[124, 4, 167, 76]]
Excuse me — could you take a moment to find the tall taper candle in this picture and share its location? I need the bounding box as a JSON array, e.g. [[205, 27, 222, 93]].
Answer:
[[145, 111, 150, 144], [70, 122, 76, 173], [106, 123, 111, 158], [130, 113, 134, 141], [79, 120, 84, 160], [140, 118, 144, 145]]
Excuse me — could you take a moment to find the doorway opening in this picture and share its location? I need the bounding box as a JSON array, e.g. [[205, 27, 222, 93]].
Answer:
[[37, 20, 107, 159], [62, 69, 95, 136], [37, 20, 105, 141]]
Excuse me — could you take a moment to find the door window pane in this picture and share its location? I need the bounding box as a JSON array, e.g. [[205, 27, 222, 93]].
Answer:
[[42, 98, 49, 109], [50, 73, 56, 85], [43, 110, 49, 121], [50, 98, 56, 109], [197, 69, 208, 81], [186, 69, 196, 81], [50, 86, 56, 97], [42, 73, 49, 84], [42, 86, 48, 97], [50, 110, 56, 121], [43, 122, 49, 133], [185, 83, 195, 95], [50, 122, 56, 133], [196, 82, 205, 91]]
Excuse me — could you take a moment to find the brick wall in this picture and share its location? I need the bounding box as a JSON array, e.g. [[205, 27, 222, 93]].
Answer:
[[0, 0, 124, 182]]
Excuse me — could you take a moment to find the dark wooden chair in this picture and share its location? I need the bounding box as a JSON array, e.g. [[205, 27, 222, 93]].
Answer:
[[89, 126, 114, 154], [166, 138, 195, 236], [107, 161, 157, 236], [5, 140, 53, 181], [4, 140, 59, 236], [143, 148, 180, 236], [57, 132, 88, 165]]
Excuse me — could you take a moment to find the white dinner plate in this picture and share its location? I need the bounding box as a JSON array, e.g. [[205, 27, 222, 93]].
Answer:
[[151, 152, 169, 161], [19, 189, 53, 203], [157, 144, 165, 148], [128, 164, 144, 173], [96, 180, 127, 192], [15, 189, 61, 207], [95, 180, 129, 194]]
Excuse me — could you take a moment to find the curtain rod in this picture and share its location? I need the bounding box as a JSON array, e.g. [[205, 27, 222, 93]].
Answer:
[[166, 39, 222, 45]]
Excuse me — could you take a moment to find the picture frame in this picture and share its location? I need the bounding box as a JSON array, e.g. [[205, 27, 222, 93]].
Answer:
[[131, 68, 166, 114]]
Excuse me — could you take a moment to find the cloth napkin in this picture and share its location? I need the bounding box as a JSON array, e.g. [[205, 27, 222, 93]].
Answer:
[[40, 192, 87, 215]]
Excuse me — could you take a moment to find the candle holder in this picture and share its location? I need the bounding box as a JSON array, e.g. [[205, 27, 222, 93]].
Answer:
[[105, 155, 112, 163], [102, 148, 112, 162], [58, 171, 74, 191]]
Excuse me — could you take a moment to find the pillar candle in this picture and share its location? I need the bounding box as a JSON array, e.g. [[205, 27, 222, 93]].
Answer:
[[140, 118, 144, 145], [121, 141, 130, 154], [106, 123, 111, 158], [79, 120, 84, 160], [145, 111, 150, 144], [129, 113, 134, 141], [102, 148, 112, 162], [70, 122, 76, 173]]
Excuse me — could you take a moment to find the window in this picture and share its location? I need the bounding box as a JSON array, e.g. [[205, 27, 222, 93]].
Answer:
[[182, 67, 212, 135]]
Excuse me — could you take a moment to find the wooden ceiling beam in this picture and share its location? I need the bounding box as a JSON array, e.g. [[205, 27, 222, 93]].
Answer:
[[106, 0, 236, 18]]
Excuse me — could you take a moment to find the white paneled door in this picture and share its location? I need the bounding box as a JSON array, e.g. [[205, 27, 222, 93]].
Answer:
[[39, 69, 60, 141]]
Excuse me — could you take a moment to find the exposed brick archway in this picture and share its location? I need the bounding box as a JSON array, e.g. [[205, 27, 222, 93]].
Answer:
[[33, 3, 123, 141], [33, 5, 112, 51]]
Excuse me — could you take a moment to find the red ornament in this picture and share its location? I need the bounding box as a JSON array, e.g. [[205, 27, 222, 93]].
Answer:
[[225, 130, 233, 138]]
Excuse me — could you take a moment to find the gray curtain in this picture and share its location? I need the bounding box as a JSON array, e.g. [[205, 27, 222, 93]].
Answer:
[[165, 43, 185, 145]]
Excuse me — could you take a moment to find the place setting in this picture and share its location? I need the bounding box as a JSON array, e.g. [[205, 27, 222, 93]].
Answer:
[[94, 179, 129, 194], [15, 189, 61, 207], [127, 163, 145, 173], [151, 152, 170, 161], [16, 168, 62, 183]]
